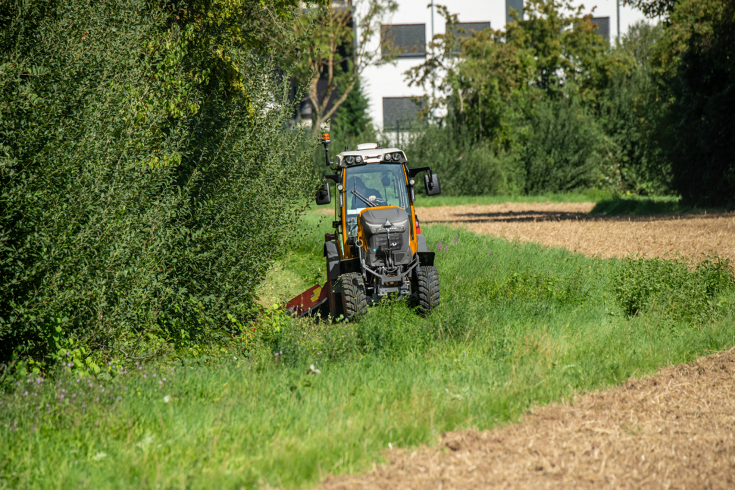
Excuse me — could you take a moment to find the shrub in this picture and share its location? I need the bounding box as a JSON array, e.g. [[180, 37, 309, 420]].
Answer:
[[521, 95, 609, 194], [398, 122, 525, 196], [613, 253, 734, 322]]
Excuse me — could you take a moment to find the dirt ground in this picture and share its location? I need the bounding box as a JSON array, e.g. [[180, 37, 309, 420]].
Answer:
[[322, 348, 735, 490], [417, 202, 735, 262]]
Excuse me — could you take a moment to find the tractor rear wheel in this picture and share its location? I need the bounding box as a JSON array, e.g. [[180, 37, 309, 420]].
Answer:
[[341, 272, 367, 319], [415, 265, 440, 314]]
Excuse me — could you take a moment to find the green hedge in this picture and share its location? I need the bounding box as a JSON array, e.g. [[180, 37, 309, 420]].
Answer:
[[0, 0, 316, 364]]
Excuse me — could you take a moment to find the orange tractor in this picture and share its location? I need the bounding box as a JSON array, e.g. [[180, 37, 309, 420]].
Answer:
[[285, 134, 442, 319]]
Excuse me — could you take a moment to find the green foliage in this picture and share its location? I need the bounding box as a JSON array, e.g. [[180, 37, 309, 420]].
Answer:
[[0, 0, 317, 364], [331, 79, 373, 140], [597, 23, 671, 195], [399, 121, 524, 196], [401, 1, 671, 196], [522, 95, 609, 193], [614, 253, 735, 322], [399, 0, 735, 203], [287, 0, 396, 135], [655, 0, 735, 206], [624, 0, 678, 20]]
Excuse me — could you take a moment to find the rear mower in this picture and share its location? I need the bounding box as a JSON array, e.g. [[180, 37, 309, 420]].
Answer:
[[285, 134, 442, 319]]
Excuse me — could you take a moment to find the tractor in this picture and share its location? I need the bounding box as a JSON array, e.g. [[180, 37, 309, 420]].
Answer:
[[285, 134, 442, 319]]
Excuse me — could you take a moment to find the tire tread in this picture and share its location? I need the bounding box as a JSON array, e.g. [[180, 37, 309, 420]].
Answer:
[[416, 265, 440, 314], [341, 272, 367, 319]]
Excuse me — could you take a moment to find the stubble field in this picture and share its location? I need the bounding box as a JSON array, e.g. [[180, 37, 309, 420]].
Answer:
[[418, 202, 735, 262]]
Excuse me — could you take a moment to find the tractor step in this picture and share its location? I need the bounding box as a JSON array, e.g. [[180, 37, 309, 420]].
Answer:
[[284, 284, 328, 318]]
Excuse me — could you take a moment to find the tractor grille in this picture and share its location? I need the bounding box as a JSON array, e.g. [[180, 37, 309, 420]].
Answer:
[[369, 234, 403, 251]]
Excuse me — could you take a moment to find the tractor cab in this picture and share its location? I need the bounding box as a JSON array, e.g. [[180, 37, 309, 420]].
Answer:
[[306, 135, 441, 319]]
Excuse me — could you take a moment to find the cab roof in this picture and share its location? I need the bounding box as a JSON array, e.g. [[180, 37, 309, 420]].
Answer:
[[335, 146, 406, 167]]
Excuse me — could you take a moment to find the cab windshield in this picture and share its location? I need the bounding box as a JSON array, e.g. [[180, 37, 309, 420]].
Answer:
[[344, 163, 409, 238]]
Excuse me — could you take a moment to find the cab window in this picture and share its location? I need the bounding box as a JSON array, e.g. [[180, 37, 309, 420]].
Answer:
[[344, 163, 409, 237]]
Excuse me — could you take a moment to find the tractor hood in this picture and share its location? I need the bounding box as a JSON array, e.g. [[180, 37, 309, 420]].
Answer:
[[359, 207, 412, 267], [359, 207, 409, 234]]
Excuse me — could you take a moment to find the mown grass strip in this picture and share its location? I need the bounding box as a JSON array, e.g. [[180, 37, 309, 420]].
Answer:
[[412, 189, 614, 208]]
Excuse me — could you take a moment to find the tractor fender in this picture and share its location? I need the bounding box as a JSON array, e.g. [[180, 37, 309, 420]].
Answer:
[[416, 234, 428, 253], [324, 240, 340, 280]]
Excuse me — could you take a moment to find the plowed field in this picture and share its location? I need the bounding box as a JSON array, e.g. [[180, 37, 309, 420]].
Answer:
[[322, 347, 735, 490], [418, 202, 735, 261]]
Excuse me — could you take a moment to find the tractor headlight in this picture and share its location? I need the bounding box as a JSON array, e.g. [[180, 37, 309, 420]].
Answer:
[[392, 152, 402, 161], [355, 156, 363, 163], [337, 184, 343, 191], [346, 156, 355, 164], [384, 153, 392, 161]]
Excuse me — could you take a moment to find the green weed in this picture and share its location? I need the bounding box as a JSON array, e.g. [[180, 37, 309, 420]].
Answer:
[[1, 222, 734, 489], [614, 253, 735, 322]]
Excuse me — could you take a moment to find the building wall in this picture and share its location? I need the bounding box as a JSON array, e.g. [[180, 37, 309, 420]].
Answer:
[[360, 0, 648, 130]]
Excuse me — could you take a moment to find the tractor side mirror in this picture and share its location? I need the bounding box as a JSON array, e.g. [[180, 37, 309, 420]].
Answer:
[[424, 173, 441, 196], [316, 182, 331, 205]]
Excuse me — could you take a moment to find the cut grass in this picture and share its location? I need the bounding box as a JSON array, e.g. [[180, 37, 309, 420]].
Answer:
[[590, 195, 734, 215], [412, 189, 614, 208], [2, 213, 734, 489]]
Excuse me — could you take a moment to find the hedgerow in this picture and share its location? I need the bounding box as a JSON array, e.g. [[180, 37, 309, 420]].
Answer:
[[0, 0, 317, 366]]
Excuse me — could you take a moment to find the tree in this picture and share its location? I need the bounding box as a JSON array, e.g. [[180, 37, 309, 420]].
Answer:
[[288, 0, 396, 136], [624, 0, 678, 20], [653, 0, 735, 205], [331, 78, 373, 139], [405, 0, 612, 142]]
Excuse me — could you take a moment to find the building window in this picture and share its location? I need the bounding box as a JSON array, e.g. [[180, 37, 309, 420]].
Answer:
[[381, 24, 426, 59], [447, 22, 491, 38], [446, 22, 491, 53], [506, 0, 523, 24], [383, 97, 423, 130], [591, 17, 610, 41]]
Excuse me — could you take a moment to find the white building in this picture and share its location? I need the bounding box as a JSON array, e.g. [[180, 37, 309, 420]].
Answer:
[[360, 0, 648, 130]]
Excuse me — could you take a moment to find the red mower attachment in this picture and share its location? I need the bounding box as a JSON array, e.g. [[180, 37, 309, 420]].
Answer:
[[284, 283, 328, 318]]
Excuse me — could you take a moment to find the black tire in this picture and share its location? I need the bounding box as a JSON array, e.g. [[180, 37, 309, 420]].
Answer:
[[416, 265, 440, 314], [341, 272, 367, 319]]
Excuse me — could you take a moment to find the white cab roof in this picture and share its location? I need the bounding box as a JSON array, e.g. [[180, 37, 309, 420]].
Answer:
[[336, 146, 405, 164]]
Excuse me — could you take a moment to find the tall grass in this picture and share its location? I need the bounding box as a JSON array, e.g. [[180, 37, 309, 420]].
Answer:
[[1, 216, 734, 489]]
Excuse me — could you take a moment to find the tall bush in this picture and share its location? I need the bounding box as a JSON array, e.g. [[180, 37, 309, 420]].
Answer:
[[657, 0, 735, 206], [522, 95, 608, 193], [0, 0, 316, 363]]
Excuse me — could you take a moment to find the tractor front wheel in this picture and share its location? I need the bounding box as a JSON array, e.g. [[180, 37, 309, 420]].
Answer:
[[415, 265, 440, 314], [341, 272, 367, 320]]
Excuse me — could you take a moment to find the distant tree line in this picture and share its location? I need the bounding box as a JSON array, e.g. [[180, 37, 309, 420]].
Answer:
[[336, 0, 733, 205]]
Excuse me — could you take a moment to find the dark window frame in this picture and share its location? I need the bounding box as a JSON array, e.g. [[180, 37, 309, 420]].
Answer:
[[381, 23, 427, 59], [382, 97, 424, 130]]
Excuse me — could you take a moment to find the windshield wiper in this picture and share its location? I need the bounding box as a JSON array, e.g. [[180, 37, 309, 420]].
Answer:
[[351, 189, 377, 207]]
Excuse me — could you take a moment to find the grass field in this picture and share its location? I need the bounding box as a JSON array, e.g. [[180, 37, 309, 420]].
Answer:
[[2, 210, 734, 489], [415, 191, 733, 215], [412, 189, 615, 208]]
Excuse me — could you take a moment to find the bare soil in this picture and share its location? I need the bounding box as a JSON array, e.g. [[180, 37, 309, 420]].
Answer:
[[322, 348, 735, 490], [417, 202, 735, 262]]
